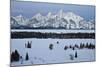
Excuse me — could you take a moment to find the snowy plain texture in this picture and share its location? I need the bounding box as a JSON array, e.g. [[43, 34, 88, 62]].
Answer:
[[11, 38, 95, 66]]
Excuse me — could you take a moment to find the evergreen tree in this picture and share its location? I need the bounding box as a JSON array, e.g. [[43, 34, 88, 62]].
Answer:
[[72, 47, 75, 50], [14, 50, 20, 61], [75, 51, 77, 58], [27, 41, 31, 48], [27, 41, 30, 48], [85, 43, 89, 49], [25, 52, 29, 61], [92, 44, 95, 49], [11, 52, 14, 62], [80, 43, 84, 49], [82, 43, 85, 48]]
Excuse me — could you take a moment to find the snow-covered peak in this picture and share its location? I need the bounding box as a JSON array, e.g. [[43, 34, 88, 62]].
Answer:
[[57, 9, 65, 18], [47, 12, 52, 17], [34, 13, 42, 18], [33, 13, 44, 21], [16, 14, 23, 18], [15, 14, 25, 21], [14, 14, 28, 26], [65, 12, 83, 19], [58, 9, 63, 14]]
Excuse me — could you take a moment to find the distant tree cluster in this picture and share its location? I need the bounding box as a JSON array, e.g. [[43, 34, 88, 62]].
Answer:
[[11, 32, 95, 39], [11, 50, 20, 62], [25, 41, 32, 48], [48, 42, 95, 51], [85, 43, 95, 49], [63, 43, 95, 51], [11, 49, 29, 63]]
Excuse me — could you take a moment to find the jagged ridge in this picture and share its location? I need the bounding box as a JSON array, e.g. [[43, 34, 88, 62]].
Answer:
[[11, 10, 95, 29]]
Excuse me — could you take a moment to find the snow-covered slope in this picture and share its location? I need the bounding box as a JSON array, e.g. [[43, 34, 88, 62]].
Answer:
[[15, 14, 28, 26], [11, 16, 20, 28], [11, 10, 95, 29]]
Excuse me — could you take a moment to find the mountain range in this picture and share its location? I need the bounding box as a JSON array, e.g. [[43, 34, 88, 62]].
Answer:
[[11, 10, 95, 30]]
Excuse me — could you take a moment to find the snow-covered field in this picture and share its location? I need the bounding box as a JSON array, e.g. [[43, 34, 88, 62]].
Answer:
[[11, 38, 95, 66], [11, 29, 95, 33]]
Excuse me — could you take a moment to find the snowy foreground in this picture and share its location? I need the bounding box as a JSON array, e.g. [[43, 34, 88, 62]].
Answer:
[[11, 39, 95, 66]]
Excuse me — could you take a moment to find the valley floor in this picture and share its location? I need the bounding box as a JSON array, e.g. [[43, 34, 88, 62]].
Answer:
[[11, 39, 95, 66]]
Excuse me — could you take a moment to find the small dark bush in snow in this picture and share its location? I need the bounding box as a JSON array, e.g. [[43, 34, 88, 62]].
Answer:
[[57, 41, 59, 44], [64, 46, 68, 50], [49, 44, 53, 50], [69, 54, 74, 60], [69, 45, 72, 49]]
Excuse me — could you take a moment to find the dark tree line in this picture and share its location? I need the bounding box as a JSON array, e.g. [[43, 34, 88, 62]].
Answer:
[[11, 32, 95, 39]]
